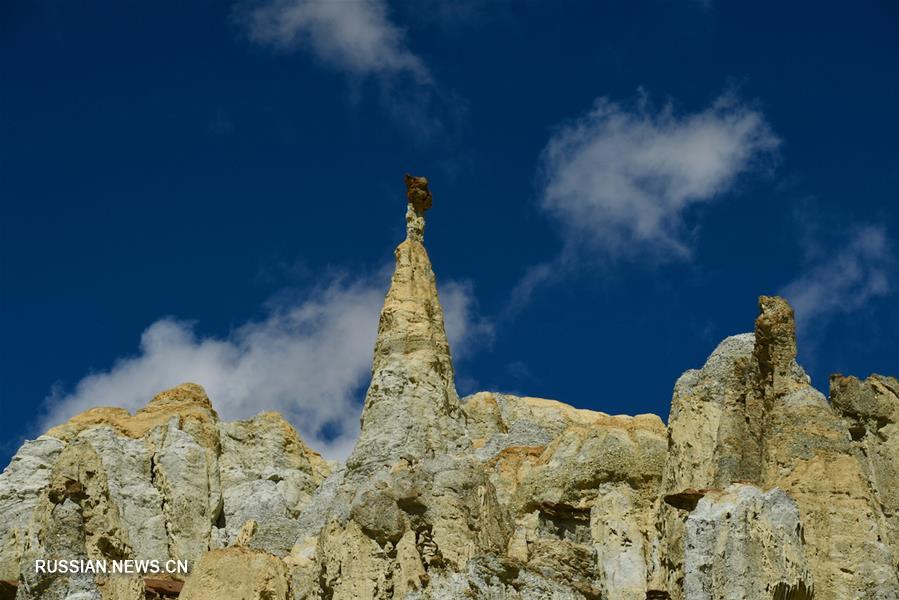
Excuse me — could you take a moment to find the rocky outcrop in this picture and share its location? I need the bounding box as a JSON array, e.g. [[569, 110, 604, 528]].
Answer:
[[39, 383, 225, 566], [0, 383, 330, 599], [461, 393, 667, 599], [2, 176, 897, 599], [831, 373, 899, 563], [217, 412, 331, 554], [17, 439, 145, 600], [757, 299, 898, 600], [660, 295, 899, 600], [0, 437, 64, 581], [657, 332, 761, 597]]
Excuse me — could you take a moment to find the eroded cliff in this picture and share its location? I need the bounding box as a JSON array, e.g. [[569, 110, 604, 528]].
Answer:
[[1, 176, 896, 600]]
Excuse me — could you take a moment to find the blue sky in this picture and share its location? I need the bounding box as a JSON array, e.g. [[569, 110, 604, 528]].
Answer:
[[1, 0, 897, 464]]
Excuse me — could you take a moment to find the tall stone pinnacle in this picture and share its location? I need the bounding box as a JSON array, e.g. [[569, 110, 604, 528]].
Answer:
[[346, 175, 468, 474], [753, 295, 800, 403]]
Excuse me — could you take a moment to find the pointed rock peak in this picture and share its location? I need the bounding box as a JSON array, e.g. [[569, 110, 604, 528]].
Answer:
[[755, 296, 796, 358], [404, 173, 432, 243], [753, 296, 799, 399], [347, 175, 467, 473]]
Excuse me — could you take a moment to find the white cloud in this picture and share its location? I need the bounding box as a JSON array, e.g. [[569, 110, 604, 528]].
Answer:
[[244, 0, 429, 83], [241, 0, 463, 139], [39, 270, 488, 460], [440, 280, 495, 356], [781, 226, 894, 334], [539, 91, 779, 260]]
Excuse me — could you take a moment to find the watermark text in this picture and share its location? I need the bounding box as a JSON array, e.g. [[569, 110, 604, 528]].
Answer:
[[33, 559, 189, 575]]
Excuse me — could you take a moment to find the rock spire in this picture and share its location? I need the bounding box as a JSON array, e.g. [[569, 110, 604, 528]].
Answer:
[[346, 175, 468, 474]]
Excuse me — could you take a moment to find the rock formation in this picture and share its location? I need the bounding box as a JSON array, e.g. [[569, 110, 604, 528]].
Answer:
[[347, 173, 468, 474], [1, 384, 329, 600], [0, 175, 896, 599]]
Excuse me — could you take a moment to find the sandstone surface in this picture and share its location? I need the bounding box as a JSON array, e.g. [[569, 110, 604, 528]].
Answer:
[[178, 547, 290, 600]]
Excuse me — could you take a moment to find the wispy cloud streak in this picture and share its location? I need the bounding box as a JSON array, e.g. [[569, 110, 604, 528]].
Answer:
[[245, 0, 429, 83], [40, 271, 489, 459], [781, 225, 894, 334]]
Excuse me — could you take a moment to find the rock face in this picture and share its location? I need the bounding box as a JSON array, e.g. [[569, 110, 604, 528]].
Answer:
[[462, 393, 667, 600], [0, 384, 330, 599], [831, 373, 899, 564], [0, 437, 65, 582], [179, 547, 290, 600], [1, 176, 897, 599], [683, 485, 812, 600], [218, 413, 331, 555]]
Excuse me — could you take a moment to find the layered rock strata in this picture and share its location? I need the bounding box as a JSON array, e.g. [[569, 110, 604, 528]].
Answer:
[[1, 176, 896, 599]]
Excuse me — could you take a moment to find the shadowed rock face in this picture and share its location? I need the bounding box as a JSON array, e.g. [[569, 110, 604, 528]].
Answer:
[[1, 177, 897, 599]]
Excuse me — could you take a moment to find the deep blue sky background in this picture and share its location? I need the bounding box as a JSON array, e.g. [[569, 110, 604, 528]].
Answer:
[[2, 0, 897, 465]]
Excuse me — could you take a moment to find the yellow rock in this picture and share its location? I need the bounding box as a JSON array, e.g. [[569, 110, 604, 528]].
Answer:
[[179, 547, 290, 600]]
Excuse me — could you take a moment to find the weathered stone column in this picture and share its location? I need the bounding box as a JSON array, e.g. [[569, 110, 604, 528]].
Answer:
[[347, 175, 468, 475]]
